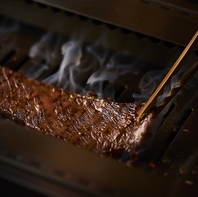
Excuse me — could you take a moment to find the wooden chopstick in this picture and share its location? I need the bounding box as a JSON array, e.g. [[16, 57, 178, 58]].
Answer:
[[138, 30, 198, 122]]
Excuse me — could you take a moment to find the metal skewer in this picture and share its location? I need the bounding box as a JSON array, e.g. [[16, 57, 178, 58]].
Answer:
[[138, 30, 198, 122]]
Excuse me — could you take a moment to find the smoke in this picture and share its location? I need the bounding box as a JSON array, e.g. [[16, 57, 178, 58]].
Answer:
[[43, 41, 83, 92], [156, 74, 181, 107], [20, 32, 63, 79], [133, 66, 198, 106], [29, 32, 62, 65], [18, 26, 197, 104], [132, 69, 168, 103], [22, 29, 147, 100], [87, 51, 141, 99], [1, 14, 198, 168]]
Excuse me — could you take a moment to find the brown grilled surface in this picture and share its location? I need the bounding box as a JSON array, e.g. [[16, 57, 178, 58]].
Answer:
[[0, 66, 153, 161]]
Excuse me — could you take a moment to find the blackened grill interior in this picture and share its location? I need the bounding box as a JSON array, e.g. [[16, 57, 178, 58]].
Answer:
[[0, 0, 198, 196]]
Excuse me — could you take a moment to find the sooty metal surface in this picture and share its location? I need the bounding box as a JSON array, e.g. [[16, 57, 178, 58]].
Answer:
[[0, 0, 198, 196], [33, 0, 198, 47]]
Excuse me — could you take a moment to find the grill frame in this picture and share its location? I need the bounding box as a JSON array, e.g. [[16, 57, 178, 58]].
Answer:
[[0, 0, 198, 196], [33, 0, 198, 47], [0, 118, 197, 197]]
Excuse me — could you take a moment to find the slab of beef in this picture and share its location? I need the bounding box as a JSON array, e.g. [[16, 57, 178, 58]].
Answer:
[[0, 66, 153, 161]]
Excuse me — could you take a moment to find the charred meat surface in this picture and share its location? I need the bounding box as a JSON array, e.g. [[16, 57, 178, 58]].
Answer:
[[0, 66, 153, 160]]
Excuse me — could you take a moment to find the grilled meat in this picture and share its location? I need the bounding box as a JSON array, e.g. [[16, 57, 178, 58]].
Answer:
[[0, 66, 153, 160]]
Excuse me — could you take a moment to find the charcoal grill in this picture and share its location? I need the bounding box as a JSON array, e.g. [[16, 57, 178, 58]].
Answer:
[[0, 0, 198, 196]]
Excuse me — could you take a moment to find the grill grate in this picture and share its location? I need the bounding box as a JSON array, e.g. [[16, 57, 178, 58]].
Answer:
[[0, 0, 198, 196]]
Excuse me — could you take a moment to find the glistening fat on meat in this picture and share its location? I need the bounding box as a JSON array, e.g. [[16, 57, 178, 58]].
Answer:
[[0, 66, 153, 162]]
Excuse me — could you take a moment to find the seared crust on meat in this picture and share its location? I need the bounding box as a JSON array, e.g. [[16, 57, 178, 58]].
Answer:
[[0, 66, 153, 159]]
